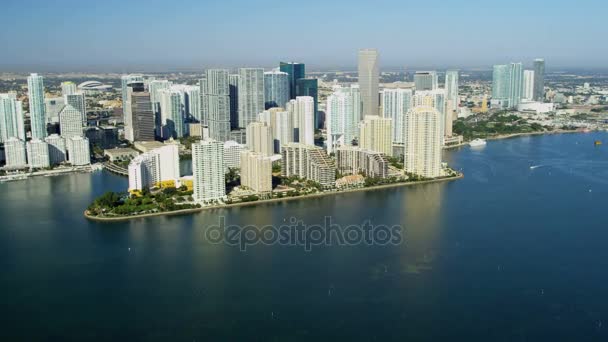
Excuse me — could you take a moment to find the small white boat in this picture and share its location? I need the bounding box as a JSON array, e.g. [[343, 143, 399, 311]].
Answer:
[[469, 139, 487, 147]]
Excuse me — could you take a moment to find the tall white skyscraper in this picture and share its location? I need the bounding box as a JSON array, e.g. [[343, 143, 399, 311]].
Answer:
[[358, 49, 379, 117], [381, 88, 413, 144], [444, 70, 459, 138], [290, 96, 315, 146], [27, 73, 47, 139], [159, 88, 185, 139], [149, 80, 171, 134], [192, 140, 226, 203], [326, 85, 361, 153], [238, 68, 265, 128], [404, 106, 442, 178], [205, 69, 231, 141], [59, 105, 84, 139], [0, 94, 25, 142], [523, 70, 535, 101], [26, 139, 50, 168], [359, 115, 393, 156], [246, 121, 274, 156], [264, 70, 289, 109], [4, 137, 27, 168]]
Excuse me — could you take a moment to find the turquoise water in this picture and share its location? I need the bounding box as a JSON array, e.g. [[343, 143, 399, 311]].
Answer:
[[1, 132, 608, 340]]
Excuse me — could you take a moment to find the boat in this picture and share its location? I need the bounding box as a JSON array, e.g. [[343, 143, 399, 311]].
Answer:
[[469, 139, 487, 147], [595, 140, 602, 146]]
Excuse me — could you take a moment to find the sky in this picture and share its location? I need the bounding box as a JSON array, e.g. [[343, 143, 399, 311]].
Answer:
[[0, 0, 606, 72]]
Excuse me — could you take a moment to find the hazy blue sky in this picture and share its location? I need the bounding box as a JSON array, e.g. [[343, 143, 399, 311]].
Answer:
[[0, 0, 606, 71]]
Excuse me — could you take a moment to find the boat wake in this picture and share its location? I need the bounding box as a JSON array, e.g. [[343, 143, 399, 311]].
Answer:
[[529, 165, 545, 170]]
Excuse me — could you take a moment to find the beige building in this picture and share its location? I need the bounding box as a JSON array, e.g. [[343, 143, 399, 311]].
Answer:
[[240, 151, 272, 193], [404, 106, 442, 178], [359, 115, 392, 156], [246, 121, 273, 156], [281, 143, 336, 187]]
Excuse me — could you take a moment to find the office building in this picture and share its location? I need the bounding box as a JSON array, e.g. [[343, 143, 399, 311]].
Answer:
[[523, 70, 535, 101], [296, 78, 319, 128], [359, 115, 392, 156], [128, 144, 180, 192], [279, 62, 305, 99], [45, 134, 66, 165], [358, 49, 379, 117], [381, 88, 412, 144], [128, 83, 155, 142], [59, 105, 84, 139], [26, 139, 50, 168], [61, 82, 77, 96], [404, 106, 442, 178], [192, 139, 226, 202], [508, 63, 524, 108], [228, 74, 240, 129], [4, 137, 27, 168], [65, 93, 87, 125], [240, 151, 273, 193], [45, 97, 65, 124], [246, 121, 273, 156], [204, 69, 231, 141], [264, 70, 289, 109], [326, 85, 361, 154], [238, 68, 265, 128], [66, 136, 91, 166], [27, 73, 46, 139], [121, 74, 144, 124], [414, 71, 438, 91], [159, 88, 185, 139], [0, 94, 25, 142], [289, 96, 315, 146], [533, 58, 545, 101]]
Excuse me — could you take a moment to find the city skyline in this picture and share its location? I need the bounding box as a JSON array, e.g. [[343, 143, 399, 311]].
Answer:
[[1, 0, 606, 72]]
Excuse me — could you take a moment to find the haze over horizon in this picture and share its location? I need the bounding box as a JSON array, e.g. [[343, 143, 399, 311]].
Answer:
[[1, 0, 606, 72]]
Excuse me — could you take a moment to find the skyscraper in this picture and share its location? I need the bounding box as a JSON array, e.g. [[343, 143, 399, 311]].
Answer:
[[533, 58, 545, 101], [445, 70, 459, 108], [279, 62, 305, 99], [414, 71, 438, 91], [381, 88, 413, 144], [238, 68, 265, 128], [523, 70, 535, 101], [0, 94, 25, 142], [246, 121, 273, 156], [296, 78, 319, 128], [126, 82, 155, 142], [4, 137, 27, 168], [159, 88, 185, 139], [326, 85, 361, 154], [508, 63, 524, 108], [27, 73, 46, 139], [192, 139, 226, 203], [205, 69, 231, 141], [65, 93, 87, 125], [228, 74, 240, 130], [59, 105, 84, 139], [264, 70, 289, 110], [61, 82, 77, 96], [404, 106, 442, 178], [121, 74, 144, 123], [290, 96, 315, 146], [358, 49, 379, 117], [359, 115, 392, 156]]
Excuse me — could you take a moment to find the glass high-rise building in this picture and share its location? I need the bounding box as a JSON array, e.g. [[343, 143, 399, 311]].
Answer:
[[508, 63, 524, 108], [205, 69, 232, 141], [533, 59, 545, 101], [414, 71, 438, 91], [264, 70, 289, 110], [237, 68, 264, 129], [279, 62, 305, 99], [27, 73, 47, 139], [228, 74, 240, 130], [358, 49, 379, 117]]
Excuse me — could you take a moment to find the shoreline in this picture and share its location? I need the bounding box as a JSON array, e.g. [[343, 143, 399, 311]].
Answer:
[[84, 173, 464, 222], [443, 129, 585, 150]]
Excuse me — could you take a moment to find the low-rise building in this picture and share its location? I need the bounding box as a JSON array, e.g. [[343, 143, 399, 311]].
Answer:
[[281, 143, 336, 187], [336, 146, 389, 178]]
